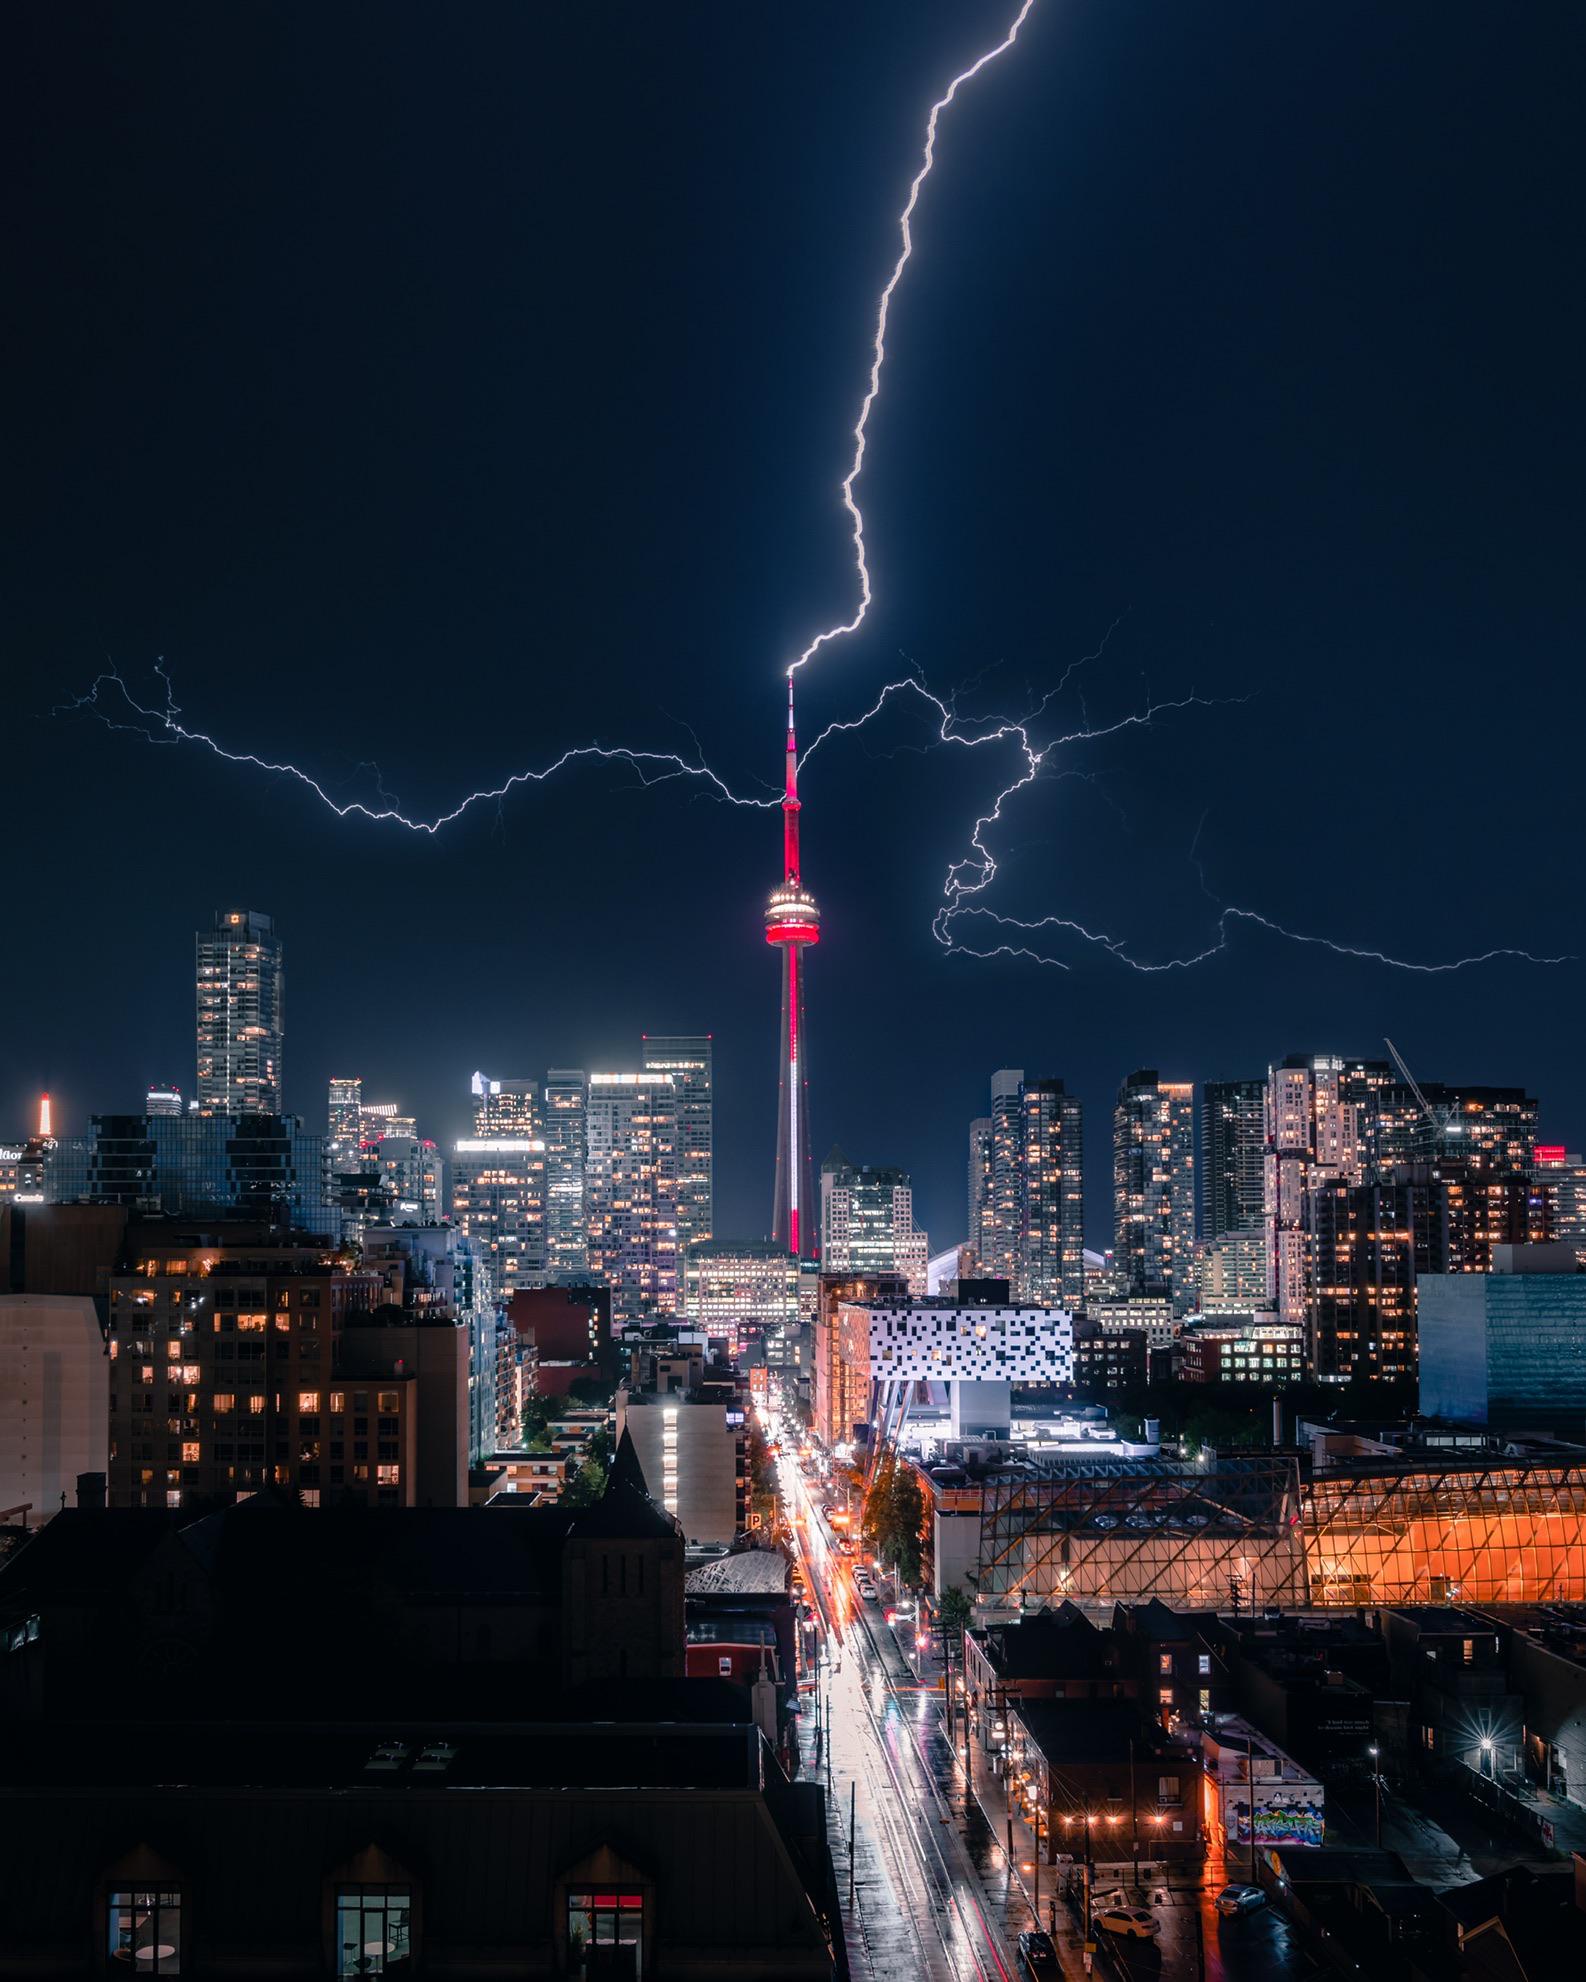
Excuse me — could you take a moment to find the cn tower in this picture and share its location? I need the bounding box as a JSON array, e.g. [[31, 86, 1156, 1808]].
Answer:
[[767, 673, 820, 1257]]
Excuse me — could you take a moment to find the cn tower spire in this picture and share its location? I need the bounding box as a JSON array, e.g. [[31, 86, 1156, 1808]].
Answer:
[[783, 671, 801, 884], [766, 672, 820, 1260]]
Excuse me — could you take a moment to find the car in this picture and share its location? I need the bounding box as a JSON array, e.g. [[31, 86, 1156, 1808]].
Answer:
[[1095, 1906, 1159, 1939], [835, 1536, 854, 1556], [1214, 1884, 1267, 1916], [891, 1597, 918, 1621], [860, 1583, 880, 1602], [1016, 1928, 1060, 1978]]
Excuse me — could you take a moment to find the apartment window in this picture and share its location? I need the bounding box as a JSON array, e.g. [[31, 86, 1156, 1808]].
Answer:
[[248, 1395, 266, 1416], [1158, 1687, 1174, 1707], [1462, 1638, 1475, 1667], [1156, 1776, 1183, 1805], [329, 1391, 346, 1414], [108, 1888, 182, 1972], [377, 1391, 399, 1413], [336, 1886, 411, 1976], [377, 1464, 401, 1486], [1197, 1654, 1212, 1676], [298, 1391, 320, 1415], [1158, 1653, 1172, 1674], [213, 1394, 235, 1415], [180, 1443, 200, 1465], [566, 1889, 642, 1975]]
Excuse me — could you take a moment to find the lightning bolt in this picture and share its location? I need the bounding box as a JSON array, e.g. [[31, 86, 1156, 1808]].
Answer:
[[57, 666, 779, 828], [51, 0, 1567, 985], [786, 0, 1041, 678]]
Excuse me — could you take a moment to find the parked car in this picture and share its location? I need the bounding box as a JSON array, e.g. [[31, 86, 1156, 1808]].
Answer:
[[1016, 1928, 1061, 1978], [1215, 1884, 1267, 1916], [1095, 1906, 1159, 1940]]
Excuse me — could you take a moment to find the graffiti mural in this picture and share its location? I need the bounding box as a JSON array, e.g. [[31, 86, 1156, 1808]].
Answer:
[[1232, 1792, 1325, 1848]]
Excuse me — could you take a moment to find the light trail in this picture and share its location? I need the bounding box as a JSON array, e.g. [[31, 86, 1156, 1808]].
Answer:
[[787, 0, 1041, 678]]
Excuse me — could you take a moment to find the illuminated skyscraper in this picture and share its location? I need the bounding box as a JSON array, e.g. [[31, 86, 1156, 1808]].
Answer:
[[820, 1154, 928, 1293], [984, 1069, 1025, 1288], [1019, 1078, 1085, 1307], [145, 1084, 183, 1118], [767, 678, 819, 1258], [195, 910, 283, 1116], [471, 1073, 541, 1137], [586, 1072, 679, 1320], [967, 1116, 993, 1263], [544, 1068, 589, 1281], [450, 1136, 546, 1292], [642, 1035, 713, 1251], [1114, 1069, 1196, 1313], [1200, 1078, 1266, 1240]]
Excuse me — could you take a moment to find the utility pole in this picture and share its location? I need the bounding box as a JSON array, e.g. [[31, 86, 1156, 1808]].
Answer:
[[848, 1777, 856, 1907], [1369, 1742, 1382, 1847], [1130, 1736, 1139, 1883]]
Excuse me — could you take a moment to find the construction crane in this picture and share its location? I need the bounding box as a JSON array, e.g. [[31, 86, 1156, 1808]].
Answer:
[[1383, 1037, 1464, 1154]]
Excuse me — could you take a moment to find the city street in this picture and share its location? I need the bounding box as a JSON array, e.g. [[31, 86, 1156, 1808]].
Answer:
[[777, 1435, 1317, 1982]]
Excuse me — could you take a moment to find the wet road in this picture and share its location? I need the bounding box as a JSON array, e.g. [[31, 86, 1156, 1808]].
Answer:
[[778, 1441, 1316, 1982], [780, 1449, 1019, 1981]]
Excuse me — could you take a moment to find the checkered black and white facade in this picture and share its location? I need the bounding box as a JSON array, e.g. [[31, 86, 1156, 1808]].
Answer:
[[869, 1304, 1074, 1382]]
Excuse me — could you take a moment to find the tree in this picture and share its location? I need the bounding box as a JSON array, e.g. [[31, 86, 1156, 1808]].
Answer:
[[938, 1583, 974, 1654]]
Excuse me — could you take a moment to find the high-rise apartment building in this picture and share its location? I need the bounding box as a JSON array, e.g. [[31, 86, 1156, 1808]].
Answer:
[[983, 1069, 1025, 1288], [1019, 1078, 1085, 1307], [471, 1073, 541, 1137], [1113, 1070, 1196, 1312], [679, 1240, 800, 1342], [1534, 1147, 1586, 1238], [1200, 1079, 1266, 1239], [327, 1077, 363, 1164], [967, 1071, 1084, 1305], [967, 1116, 993, 1261], [450, 1136, 546, 1294], [586, 1072, 679, 1321], [1264, 1055, 1365, 1329], [196, 910, 284, 1116], [819, 1155, 928, 1294], [642, 1036, 713, 1253], [544, 1068, 589, 1281]]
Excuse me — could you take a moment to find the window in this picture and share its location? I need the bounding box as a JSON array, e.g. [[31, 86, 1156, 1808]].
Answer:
[[377, 1464, 400, 1486], [1156, 1776, 1183, 1805], [336, 1885, 411, 1975], [248, 1395, 266, 1416], [213, 1395, 235, 1415], [377, 1391, 399, 1413], [298, 1391, 320, 1415], [1158, 1652, 1172, 1674], [1159, 1687, 1174, 1706], [109, 1888, 182, 1972], [1462, 1638, 1475, 1667], [566, 1889, 643, 1975], [329, 1391, 346, 1414], [1197, 1653, 1211, 1676]]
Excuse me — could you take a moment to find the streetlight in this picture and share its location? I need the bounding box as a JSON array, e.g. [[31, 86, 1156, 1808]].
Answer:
[[1368, 1744, 1381, 1847], [1480, 1735, 1494, 1781]]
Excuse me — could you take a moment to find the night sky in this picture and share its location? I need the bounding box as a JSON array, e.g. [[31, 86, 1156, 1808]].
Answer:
[[6, 2, 1583, 1249]]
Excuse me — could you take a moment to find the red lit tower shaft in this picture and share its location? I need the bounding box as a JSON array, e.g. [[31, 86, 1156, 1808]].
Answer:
[[766, 676, 820, 1258]]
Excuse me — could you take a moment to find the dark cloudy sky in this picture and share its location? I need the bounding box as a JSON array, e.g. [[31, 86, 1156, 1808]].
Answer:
[[5, 2, 1583, 1246]]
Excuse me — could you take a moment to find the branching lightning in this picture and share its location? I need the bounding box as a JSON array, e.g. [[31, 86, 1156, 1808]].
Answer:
[[786, 0, 1040, 679], [52, 0, 1569, 984], [57, 666, 780, 827]]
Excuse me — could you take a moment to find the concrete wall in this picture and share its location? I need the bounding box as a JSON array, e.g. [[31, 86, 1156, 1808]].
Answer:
[[0, 1295, 107, 1521]]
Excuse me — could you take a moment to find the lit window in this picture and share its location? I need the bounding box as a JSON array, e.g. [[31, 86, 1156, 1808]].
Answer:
[[336, 1886, 411, 1976], [181, 1443, 200, 1464], [248, 1395, 266, 1416], [109, 1888, 183, 1973], [213, 1395, 235, 1415], [377, 1464, 401, 1486], [378, 1391, 400, 1413], [329, 1391, 346, 1414], [298, 1391, 320, 1415], [1159, 1653, 1173, 1674], [1159, 1687, 1174, 1705], [565, 1888, 642, 1970]]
